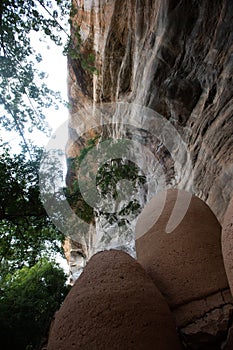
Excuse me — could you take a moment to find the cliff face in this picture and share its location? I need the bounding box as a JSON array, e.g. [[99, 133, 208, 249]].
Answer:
[[67, 0, 233, 224]]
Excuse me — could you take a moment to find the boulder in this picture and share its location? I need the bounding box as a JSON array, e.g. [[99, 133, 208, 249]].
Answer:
[[136, 189, 233, 349], [47, 249, 181, 350]]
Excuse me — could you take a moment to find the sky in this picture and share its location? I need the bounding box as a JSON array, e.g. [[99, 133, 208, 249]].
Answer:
[[1, 33, 69, 150], [34, 34, 70, 272], [31, 31, 69, 140]]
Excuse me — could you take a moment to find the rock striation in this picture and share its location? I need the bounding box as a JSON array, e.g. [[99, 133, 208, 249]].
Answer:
[[63, 238, 86, 283], [47, 249, 181, 350], [66, 0, 233, 272], [67, 0, 233, 224], [135, 189, 233, 349]]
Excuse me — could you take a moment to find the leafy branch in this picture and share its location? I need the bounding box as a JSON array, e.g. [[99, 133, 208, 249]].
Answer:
[[65, 136, 146, 225], [64, 23, 99, 75], [0, 143, 65, 271], [0, 0, 71, 149]]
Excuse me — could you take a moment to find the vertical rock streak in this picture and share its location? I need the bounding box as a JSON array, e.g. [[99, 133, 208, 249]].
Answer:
[[67, 0, 233, 274]]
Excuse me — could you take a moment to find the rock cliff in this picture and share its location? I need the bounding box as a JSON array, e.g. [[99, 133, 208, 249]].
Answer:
[[67, 0, 233, 223]]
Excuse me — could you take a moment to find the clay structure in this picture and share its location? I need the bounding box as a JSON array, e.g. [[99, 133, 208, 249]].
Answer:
[[47, 250, 181, 350], [136, 189, 233, 349], [47, 191, 233, 349]]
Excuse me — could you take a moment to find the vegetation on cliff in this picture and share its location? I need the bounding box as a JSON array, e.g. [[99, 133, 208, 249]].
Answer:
[[65, 136, 146, 226]]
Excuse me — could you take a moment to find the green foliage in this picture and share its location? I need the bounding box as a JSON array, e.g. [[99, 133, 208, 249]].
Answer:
[[64, 23, 99, 75], [64, 180, 94, 224], [77, 135, 101, 165], [96, 158, 146, 226], [65, 136, 101, 224], [0, 145, 68, 350], [65, 137, 146, 225], [0, 259, 70, 350], [0, 0, 99, 145], [97, 158, 146, 199], [0, 0, 98, 143], [0, 3, 76, 348], [0, 143, 65, 273], [0, 0, 70, 139]]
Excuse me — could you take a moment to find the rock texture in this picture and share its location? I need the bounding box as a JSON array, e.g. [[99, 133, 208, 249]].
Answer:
[[63, 238, 86, 283], [66, 0, 233, 273], [135, 189, 233, 349], [68, 0, 233, 223], [47, 249, 181, 350], [222, 197, 233, 296], [65, 1, 233, 348]]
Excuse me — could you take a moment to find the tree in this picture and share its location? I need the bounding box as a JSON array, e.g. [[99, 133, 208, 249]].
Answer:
[[0, 1, 136, 347], [0, 145, 69, 350], [0, 2, 73, 348], [0, 143, 65, 274], [65, 136, 146, 226], [0, 259, 70, 350], [0, 0, 97, 147], [0, 0, 70, 144]]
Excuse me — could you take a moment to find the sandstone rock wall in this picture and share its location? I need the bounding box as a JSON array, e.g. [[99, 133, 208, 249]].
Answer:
[[67, 0, 233, 223]]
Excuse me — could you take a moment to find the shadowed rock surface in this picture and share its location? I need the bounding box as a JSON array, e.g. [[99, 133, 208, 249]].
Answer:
[[66, 0, 233, 280], [135, 189, 233, 349], [68, 0, 233, 223], [47, 250, 181, 350], [222, 198, 233, 296]]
